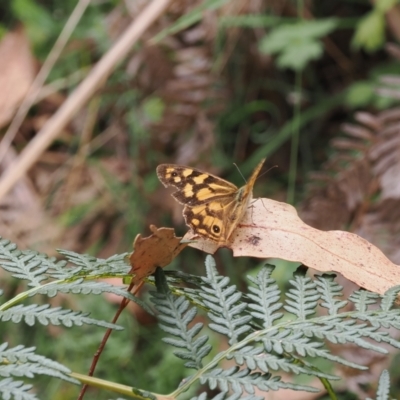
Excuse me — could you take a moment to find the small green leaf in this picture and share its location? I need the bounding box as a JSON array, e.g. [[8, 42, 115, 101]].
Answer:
[[142, 97, 165, 123], [259, 19, 337, 71], [345, 81, 375, 108], [352, 10, 385, 52], [11, 0, 55, 47], [375, 369, 390, 399], [277, 39, 323, 71]]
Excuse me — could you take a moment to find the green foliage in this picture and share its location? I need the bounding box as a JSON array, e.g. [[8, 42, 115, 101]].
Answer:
[[352, 10, 385, 52], [367, 370, 393, 400], [150, 257, 400, 398], [0, 236, 137, 398], [258, 19, 338, 71], [1, 237, 399, 398], [352, 0, 398, 52], [142, 97, 165, 124], [11, 0, 55, 47]]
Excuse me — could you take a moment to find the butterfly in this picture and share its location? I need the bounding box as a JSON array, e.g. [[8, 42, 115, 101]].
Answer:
[[156, 158, 266, 244]]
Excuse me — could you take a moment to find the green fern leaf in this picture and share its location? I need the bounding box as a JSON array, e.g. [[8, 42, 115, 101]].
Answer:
[[154, 257, 400, 395], [152, 268, 211, 369], [0, 237, 90, 284], [57, 249, 130, 276], [21, 251, 69, 280], [0, 377, 36, 400], [315, 274, 348, 314], [349, 290, 381, 312], [191, 392, 263, 400], [262, 330, 366, 369], [231, 345, 337, 379], [0, 304, 122, 329], [201, 256, 251, 345], [380, 286, 400, 311], [375, 369, 391, 400], [33, 281, 153, 315], [284, 270, 319, 319], [0, 343, 78, 386], [202, 366, 318, 394], [247, 265, 283, 328], [0, 238, 48, 286]]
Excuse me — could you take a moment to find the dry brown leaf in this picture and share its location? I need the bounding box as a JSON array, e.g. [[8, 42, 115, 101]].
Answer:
[[0, 28, 36, 128], [129, 225, 187, 284], [186, 198, 400, 295]]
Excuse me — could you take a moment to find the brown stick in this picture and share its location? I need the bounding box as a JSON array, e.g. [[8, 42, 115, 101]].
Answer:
[[77, 281, 144, 400], [0, 0, 173, 201]]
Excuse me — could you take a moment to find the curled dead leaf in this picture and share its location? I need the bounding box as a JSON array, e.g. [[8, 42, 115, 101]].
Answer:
[[130, 225, 187, 284], [186, 198, 400, 295]]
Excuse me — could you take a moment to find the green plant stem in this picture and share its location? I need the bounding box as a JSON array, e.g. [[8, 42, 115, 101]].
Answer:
[[71, 372, 172, 400], [287, 70, 302, 204], [0, 280, 63, 311]]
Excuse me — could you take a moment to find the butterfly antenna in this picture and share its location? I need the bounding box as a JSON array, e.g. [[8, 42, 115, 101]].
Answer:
[[233, 163, 247, 183], [257, 165, 278, 180]]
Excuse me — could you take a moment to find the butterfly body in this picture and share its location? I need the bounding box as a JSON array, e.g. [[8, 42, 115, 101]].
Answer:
[[157, 158, 265, 244]]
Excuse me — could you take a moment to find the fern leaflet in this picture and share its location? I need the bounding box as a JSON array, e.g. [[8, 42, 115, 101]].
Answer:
[[247, 265, 282, 328], [152, 268, 211, 369], [0, 378, 36, 400], [0, 304, 122, 329], [201, 255, 251, 345]]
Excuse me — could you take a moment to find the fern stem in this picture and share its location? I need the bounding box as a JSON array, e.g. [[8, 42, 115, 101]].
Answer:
[[0, 280, 65, 311], [320, 377, 338, 400], [71, 372, 173, 399]]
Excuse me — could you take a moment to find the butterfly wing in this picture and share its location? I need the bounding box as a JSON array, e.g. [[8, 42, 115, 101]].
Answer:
[[156, 164, 238, 206], [183, 200, 239, 243], [217, 157, 266, 241], [184, 157, 266, 243]]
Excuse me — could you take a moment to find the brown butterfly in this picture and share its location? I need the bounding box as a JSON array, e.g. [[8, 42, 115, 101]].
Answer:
[[156, 158, 265, 244]]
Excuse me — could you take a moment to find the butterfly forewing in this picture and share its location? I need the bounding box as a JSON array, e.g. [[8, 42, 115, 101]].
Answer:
[[156, 164, 238, 206]]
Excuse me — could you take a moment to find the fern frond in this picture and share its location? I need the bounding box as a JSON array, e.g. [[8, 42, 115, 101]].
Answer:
[[154, 259, 400, 396], [247, 265, 283, 328], [0, 237, 53, 286], [152, 268, 211, 369], [284, 270, 319, 319], [374, 369, 391, 400], [305, 318, 393, 352], [380, 285, 400, 311], [20, 250, 70, 280], [0, 377, 36, 400], [201, 256, 251, 345], [57, 249, 131, 277], [0, 304, 122, 329], [315, 274, 348, 314], [201, 366, 318, 394], [230, 345, 337, 380], [349, 290, 381, 311], [0, 343, 78, 384], [191, 392, 263, 400], [33, 281, 153, 315]]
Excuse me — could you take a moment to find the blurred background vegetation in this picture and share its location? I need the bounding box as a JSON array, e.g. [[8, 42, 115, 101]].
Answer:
[[1, 0, 400, 398]]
